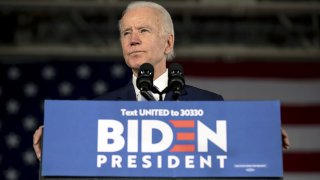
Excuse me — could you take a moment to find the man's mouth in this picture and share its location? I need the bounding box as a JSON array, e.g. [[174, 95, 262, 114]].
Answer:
[[129, 51, 144, 55]]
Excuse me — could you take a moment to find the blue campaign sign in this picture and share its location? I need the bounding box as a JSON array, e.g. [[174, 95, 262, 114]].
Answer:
[[41, 100, 283, 178]]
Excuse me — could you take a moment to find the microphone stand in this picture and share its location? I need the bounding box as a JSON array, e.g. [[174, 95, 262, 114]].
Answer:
[[151, 87, 165, 101], [141, 86, 181, 101], [140, 90, 156, 101]]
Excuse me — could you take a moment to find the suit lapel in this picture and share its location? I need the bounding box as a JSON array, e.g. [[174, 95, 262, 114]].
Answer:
[[115, 82, 137, 100], [164, 88, 188, 101]]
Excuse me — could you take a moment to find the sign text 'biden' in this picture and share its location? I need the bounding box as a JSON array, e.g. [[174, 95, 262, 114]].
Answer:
[[96, 108, 227, 170]]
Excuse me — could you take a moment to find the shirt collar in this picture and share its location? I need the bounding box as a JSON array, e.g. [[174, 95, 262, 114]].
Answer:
[[153, 69, 168, 92], [132, 69, 168, 101]]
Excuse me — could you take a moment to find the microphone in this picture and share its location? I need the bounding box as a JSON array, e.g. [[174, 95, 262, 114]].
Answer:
[[136, 63, 155, 101], [168, 63, 185, 100]]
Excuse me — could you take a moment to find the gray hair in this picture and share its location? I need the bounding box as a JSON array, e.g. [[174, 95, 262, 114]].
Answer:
[[119, 1, 175, 60]]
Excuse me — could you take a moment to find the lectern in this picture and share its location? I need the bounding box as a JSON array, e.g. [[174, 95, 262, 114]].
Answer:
[[41, 101, 283, 180]]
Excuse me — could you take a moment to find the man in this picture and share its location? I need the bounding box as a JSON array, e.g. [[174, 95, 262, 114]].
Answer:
[[33, 1, 290, 160], [98, 1, 223, 101]]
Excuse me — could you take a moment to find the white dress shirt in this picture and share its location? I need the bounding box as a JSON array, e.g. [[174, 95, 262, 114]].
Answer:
[[132, 69, 168, 101]]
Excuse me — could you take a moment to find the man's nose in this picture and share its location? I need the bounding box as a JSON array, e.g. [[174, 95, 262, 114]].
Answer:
[[130, 32, 141, 46]]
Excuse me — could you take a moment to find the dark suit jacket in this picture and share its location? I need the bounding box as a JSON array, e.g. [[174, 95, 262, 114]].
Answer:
[[96, 82, 223, 101]]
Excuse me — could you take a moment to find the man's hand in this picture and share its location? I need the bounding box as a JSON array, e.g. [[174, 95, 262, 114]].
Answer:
[[33, 125, 44, 160], [282, 128, 290, 150]]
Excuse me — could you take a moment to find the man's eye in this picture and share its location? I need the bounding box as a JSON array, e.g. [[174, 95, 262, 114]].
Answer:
[[140, 29, 149, 33], [122, 31, 130, 36]]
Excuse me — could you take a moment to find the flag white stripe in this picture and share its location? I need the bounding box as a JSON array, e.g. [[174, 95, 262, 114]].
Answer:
[[186, 77, 320, 105], [284, 173, 320, 180], [284, 125, 320, 152]]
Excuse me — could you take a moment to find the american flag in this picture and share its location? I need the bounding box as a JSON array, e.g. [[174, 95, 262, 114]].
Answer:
[[0, 58, 132, 179], [181, 60, 320, 180], [1, 58, 320, 179]]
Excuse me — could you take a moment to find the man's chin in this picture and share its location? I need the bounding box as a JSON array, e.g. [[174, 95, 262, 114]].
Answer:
[[128, 60, 150, 69]]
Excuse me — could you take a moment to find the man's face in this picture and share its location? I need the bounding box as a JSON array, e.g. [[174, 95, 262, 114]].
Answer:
[[119, 7, 173, 77]]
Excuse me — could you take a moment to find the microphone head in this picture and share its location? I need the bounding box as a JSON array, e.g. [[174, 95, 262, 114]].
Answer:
[[169, 63, 184, 76], [139, 63, 154, 72], [137, 63, 154, 91], [168, 63, 185, 93]]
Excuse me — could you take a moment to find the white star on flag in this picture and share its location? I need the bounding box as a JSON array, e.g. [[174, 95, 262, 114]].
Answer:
[[6, 133, 20, 149]]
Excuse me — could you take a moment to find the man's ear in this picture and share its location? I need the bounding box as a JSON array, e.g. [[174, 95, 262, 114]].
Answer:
[[164, 34, 174, 54]]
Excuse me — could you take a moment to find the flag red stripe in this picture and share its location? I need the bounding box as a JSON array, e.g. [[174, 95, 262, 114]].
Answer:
[[174, 60, 320, 79], [281, 105, 320, 125], [284, 152, 320, 172]]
